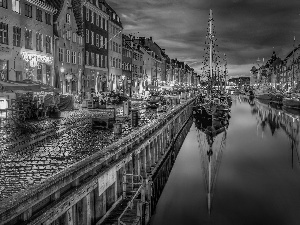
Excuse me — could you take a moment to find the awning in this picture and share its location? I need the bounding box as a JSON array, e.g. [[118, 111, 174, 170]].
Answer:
[[0, 80, 40, 92], [148, 84, 159, 90], [15, 79, 60, 93]]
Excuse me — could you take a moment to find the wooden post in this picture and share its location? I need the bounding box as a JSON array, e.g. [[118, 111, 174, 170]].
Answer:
[[122, 171, 126, 198]]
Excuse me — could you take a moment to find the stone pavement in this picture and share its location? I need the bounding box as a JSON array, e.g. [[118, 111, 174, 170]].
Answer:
[[0, 102, 174, 206]]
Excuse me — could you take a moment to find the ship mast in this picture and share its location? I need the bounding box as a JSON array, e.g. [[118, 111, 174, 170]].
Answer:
[[209, 9, 213, 98]]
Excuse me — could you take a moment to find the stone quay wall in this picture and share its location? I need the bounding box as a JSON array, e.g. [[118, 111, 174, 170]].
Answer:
[[0, 98, 195, 225]]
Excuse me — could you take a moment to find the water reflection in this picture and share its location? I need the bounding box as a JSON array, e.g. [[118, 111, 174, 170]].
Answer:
[[194, 110, 229, 214], [245, 96, 300, 169]]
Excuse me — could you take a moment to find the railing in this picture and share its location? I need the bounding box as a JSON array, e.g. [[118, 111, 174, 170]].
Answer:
[[118, 174, 145, 225]]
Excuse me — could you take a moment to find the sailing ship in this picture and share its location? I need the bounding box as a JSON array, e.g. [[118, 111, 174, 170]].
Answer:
[[193, 9, 231, 119]]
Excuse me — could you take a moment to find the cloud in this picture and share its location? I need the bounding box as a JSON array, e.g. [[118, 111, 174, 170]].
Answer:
[[107, 0, 300, 76]]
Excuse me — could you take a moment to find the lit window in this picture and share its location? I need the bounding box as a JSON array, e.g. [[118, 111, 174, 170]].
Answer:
[[59, 48, 64, 62], [96, 34, 99, 47], [96, 54, 99, 67], [73, 33, 77, 42], [24, 29, 32, 49], [78, 52, 82, 65], [13, 26, 21, 47], [36, 33, 43, 51], [96, 14, 99, 26], [0, 22, 8, 45], [66, 50, 71, 63], [12, 0, 20, 13], [66, 30, 71, 40], [66, 13, 71, 24], [91, 12, 94, 24], [72, 51, 76, 64]]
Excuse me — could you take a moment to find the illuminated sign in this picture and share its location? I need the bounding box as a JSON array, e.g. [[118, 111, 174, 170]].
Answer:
[[21, 51, 53, 67]]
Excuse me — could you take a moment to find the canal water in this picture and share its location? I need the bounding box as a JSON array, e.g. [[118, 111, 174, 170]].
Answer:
[[150, 95, 300, 225]]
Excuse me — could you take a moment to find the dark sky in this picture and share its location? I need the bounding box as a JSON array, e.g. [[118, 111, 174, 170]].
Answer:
[[108, 0, 300, 77]]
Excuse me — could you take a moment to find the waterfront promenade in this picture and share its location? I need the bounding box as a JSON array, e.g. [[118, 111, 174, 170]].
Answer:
[[0, 98, 193, 225]]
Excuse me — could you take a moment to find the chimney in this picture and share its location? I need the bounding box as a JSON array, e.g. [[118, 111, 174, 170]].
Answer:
[[149, 36, 152, 41], [162, 49, 165, 53]]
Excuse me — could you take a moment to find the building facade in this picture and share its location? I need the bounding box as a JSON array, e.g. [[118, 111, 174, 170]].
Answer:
[[49, 0, 84, 95], [132, 43, 143, 96], [0, 0, 56, 103], [83, 0, 109, 98], [106, 3, 122, 92], [122, 34, 132, 96]]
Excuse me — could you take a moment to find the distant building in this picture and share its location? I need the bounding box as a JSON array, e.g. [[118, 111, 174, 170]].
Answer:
[[48, 0, 84, 95], [105, 2, 122, 92], [82, 0, 109, 98], [122, 34, 132, 96]]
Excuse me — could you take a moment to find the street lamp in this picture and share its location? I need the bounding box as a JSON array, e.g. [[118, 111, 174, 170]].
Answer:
[[122, 75, 126, 96], [60, 66, 65, 93]]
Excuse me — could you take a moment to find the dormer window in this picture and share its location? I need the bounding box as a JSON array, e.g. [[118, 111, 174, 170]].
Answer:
[[66, 13, 71, 24]]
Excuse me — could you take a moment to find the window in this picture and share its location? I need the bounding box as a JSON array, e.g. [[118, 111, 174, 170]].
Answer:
[[0, 0, 7, 8], [105, 56, 107, 68], [86, 29, 89, 43], [46, 36, 51, 53], [91, 52, 94, 66], [113, 58, 115, 67], [66, 50, 70, 63], [100, 36, 104, 49], [66, 30, 71, 40], [100, 16, 103, 29], [96, 34, 99, 47], [16, 71, 22, 81], [12, 0, 20, 13], [45, 12, 51, 25], [96, 54, 99, 67], [91, 31, 94, 45], [86, 9, 89, 21], [72, 33, 76, 42], [66, 13, 71, 24], [37, 65, 42, 81], [104, 37, 107, 49], [78, 52, 82, 65], [96, 14, 99, 26], [78, 36, 82, 45], [113, 42, 115, 52], [25, 4, 32, 18], [46, 65, 51, 85], [86, 51, 89, 65], [36, 8, 43, 22], [59, 48, 64, 62], [91, 12, 94, 24], [36, 33, 43, 51], [100, 55, 103, 67], [104, 18, 107, 30], [72, 52, 76, 64], [25, 29, 32, 49], [13, 26, 21, 47]]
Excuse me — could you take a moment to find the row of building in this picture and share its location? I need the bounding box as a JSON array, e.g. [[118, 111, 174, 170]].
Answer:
[[250, 48, 300, 90], [0, 0, 199, 104]]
